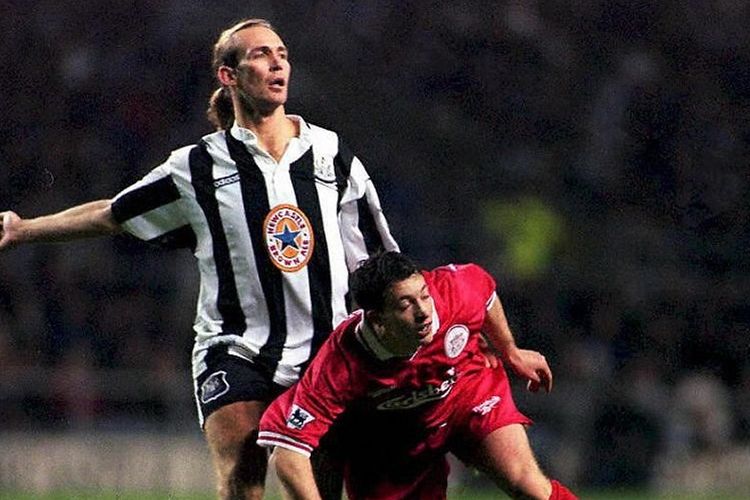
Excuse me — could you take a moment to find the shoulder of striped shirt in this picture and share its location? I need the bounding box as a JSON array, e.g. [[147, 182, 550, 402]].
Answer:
[[307, 122, 341, 154], [197, 129, 228, 154], [160, 131, 226, 174]]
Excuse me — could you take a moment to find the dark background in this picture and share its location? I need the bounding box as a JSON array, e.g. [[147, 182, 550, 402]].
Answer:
[[1, 0, 748, 493]]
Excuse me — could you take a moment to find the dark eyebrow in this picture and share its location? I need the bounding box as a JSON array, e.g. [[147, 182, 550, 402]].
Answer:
[[395, 284, 429, 302], [248, 45, 288, 54]]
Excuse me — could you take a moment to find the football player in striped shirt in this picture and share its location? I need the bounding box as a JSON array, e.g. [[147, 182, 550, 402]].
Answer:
[[258, 252, 577, 500], [0, 18, 398, 500]]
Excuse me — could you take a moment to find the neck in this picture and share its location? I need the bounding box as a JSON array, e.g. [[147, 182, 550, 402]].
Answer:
[[235, 102, 286, 132], [235, 104, 298, 162], [359, 320, 398, 360], [360, 320, 416, 360]]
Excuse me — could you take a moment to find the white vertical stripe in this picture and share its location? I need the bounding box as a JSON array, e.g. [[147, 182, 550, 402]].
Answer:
[[317, 180, 349, 328], [338, 200, 368, 271], [215, 179, 271, 347]]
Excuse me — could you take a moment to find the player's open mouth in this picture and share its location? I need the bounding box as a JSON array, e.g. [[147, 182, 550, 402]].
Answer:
[[269, 78, 285, 88], [417, 323, 432, 338]]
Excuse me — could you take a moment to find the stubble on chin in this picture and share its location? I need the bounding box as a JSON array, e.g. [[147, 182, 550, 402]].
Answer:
[[236, 87, 260, 116], [236, 85, 285, 119]]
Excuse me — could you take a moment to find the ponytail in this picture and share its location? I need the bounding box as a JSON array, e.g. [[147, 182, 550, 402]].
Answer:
[[207, 87, 234, 131]]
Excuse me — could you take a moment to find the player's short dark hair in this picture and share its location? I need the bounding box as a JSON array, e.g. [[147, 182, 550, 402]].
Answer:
[[349, 252, 419, 312]]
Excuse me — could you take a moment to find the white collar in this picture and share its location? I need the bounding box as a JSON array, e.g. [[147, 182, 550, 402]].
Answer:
[[229, 114, 310, 147]]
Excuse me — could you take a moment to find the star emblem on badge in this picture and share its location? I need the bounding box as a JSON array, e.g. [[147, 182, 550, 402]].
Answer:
[[273, 225, 301, 250]]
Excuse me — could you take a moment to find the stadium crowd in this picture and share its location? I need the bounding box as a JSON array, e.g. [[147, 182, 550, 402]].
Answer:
[[1, 0, 749, 493]]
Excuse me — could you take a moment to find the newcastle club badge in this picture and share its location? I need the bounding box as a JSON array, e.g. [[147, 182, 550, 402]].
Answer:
[[264, 204, 315, 272]]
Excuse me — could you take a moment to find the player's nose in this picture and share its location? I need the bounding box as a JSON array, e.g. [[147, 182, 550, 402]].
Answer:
[[269, 53, 285, 70]]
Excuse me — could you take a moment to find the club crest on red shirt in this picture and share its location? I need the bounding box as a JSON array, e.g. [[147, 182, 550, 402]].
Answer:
[[264, 204, 315, 272], [444, 325, 469, 358]]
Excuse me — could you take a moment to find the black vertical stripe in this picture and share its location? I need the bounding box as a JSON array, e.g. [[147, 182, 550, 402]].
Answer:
[[357, 193, 383, 254], [290, 149, 333, 363], [334, 140, 367, 310], [225, 132, 286, 375], [189, 142, 246, 335], [333, 140, 384, 253], [333, 140, 353, 207]]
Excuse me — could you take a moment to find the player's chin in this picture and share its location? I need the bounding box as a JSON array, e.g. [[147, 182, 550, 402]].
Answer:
[[267, 89, 288, 102], [418, 333, 434, 346]]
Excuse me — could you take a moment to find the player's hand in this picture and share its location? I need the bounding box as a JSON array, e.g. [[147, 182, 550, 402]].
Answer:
[[0, 211, 22, 250], [477, 335, 499, 369], [503, 346, 553, 393]]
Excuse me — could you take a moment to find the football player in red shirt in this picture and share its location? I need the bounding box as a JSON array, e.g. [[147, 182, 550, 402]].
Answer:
[[258, 252, 576, 499]]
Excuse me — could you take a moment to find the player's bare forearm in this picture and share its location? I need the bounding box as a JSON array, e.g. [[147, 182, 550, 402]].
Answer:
[[482, 298, 520, 356], [271, 448, 322, 500], [0, 199, 121, 250], [482, 297, 553, 393]]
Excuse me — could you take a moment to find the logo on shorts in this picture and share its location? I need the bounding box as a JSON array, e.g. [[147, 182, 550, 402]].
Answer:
[[472, 395, 502, 416], [287, 404, 315, 430], [264, 204, 315, 272], [200, 371, 230, 404], [444, 325, 469, 358]]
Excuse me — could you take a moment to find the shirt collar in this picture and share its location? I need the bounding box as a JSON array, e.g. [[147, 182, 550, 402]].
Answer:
[[229, 115, 310, 147]]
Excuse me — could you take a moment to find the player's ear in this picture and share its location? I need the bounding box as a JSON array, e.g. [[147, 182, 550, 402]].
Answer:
[[366, 309, 383, 330], [217, 65, 237, 86]]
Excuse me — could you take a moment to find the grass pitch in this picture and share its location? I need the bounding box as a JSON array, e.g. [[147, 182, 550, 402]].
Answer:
[[0, 489, 746, 499]]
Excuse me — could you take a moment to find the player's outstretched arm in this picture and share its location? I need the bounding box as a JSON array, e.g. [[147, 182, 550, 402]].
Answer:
[[270, 447, 322, 500], [483, 296, 553, 393], [0, 200, 121, 251]]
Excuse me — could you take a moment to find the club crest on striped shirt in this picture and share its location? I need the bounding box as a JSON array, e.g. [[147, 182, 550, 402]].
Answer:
[[264, 204, 315, 272], [314, 155, 336, 182]]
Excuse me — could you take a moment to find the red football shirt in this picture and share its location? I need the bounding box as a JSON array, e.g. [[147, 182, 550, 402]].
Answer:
[[258, 263, 504, 456]]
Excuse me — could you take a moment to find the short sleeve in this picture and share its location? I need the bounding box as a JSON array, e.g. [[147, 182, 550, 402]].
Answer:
[[439, 263, 497, 314], [258, 328, 360, 456], [111, 149, 194, 248]]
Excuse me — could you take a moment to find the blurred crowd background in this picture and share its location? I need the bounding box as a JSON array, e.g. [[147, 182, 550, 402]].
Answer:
[[1, 0, 749, 495]]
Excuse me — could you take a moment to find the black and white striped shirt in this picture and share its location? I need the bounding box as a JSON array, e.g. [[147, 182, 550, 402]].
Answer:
[[111, 116, 399, 386]]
